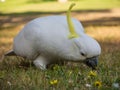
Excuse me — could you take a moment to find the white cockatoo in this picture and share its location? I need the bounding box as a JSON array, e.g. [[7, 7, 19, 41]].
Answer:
[[5, 4, 101, 70]]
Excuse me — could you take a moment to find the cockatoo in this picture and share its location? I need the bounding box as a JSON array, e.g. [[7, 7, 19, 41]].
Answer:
[[5, 4, 101, 70]]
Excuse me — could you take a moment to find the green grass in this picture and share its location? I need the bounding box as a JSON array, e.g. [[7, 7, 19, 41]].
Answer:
[[0, 0, 120, 90], [0, 25, 120, 89], [0, 0, 120, 13]]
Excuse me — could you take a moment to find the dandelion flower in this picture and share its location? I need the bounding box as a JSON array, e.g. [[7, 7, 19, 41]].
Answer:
[[88, 71, 97, 77], [94, 81, 102, 88], [50, 79, 58, 85], [54, 80, 58, 84]]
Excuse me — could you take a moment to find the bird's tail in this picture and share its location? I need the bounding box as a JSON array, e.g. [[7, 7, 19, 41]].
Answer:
[[0, 50, 17, 62], [4, 49, 16, 56]]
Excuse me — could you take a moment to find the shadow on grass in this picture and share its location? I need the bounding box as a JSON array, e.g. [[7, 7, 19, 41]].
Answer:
[[82, 17, 120, 27], [0, 9, 111, 16], [0, 9, 120, 30]]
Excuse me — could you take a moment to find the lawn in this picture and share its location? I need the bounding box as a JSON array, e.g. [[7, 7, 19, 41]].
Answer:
[[0, 0, 120, 90], [0, 0, 120, 13]]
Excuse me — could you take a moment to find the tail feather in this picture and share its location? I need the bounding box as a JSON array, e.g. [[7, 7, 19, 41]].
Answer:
[[4, 50, 16, 56]]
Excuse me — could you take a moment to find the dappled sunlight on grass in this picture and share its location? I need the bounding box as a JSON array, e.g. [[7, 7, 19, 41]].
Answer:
[[0, 22, 120, 89], [86, 26, 120, 41], [0, 0, 120, 89], [0, 25, 23, 58]]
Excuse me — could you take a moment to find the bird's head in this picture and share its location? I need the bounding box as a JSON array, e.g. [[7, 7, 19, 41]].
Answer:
[[73, 36, 101, 70], [67, 3, 101, 70]]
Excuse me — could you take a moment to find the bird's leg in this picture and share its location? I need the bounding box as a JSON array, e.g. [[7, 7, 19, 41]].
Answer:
[[33, 55, 50, 70]]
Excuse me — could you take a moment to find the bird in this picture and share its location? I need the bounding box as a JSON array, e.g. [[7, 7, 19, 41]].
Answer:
[[5, 3, 101, 70]]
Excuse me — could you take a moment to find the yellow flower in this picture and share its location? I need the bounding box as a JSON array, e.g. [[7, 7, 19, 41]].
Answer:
[[94, 81, 102, 88], [50, 79, 58, 85], [54, 80, 58, 84], [88, 71, 97, 77]]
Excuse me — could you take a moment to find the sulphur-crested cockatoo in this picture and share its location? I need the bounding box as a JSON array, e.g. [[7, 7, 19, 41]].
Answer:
[[5, 4, 101, 70]]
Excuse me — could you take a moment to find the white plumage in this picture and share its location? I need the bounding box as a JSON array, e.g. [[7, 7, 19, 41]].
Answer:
[[14, 16, 86, 60], [5, 4, 101, 70]]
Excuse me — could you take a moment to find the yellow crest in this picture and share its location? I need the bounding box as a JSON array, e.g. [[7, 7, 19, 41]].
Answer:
[[67, 3, 79, 39]]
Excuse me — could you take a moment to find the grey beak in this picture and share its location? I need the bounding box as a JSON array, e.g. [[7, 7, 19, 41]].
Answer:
[[85, 56, 98, 70]]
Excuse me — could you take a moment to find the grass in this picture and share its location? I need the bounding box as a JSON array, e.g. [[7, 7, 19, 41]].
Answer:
[[0, 0, 120, 90], [0, 0, 120, 13]]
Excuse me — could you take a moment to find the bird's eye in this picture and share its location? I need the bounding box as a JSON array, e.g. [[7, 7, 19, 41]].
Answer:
[[81, 52, 86, 56]]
